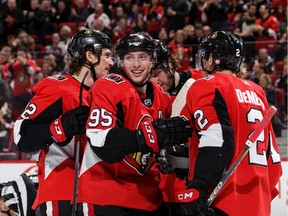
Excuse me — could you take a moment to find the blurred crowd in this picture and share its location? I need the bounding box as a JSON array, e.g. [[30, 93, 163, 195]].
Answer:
[[0, 0, 287, 158]]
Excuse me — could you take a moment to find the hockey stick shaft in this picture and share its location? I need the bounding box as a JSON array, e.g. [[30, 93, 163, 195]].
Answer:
[[72, 71, 89, 216], [171, 78, 195, 117], [206, 105, 277, 206]]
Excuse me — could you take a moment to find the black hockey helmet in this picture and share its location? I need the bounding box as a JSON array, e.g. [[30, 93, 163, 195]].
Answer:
[[116, 32, 156, 61], [154, 39, 171, 70], [196, 31, 243, 74], [67, 28, 112, 62]]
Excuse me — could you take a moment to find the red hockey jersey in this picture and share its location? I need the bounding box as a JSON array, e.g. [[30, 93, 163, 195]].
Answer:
[[185, 73, 282, 216], [14, 75, 90, 209], [78, 74, 171, 211]]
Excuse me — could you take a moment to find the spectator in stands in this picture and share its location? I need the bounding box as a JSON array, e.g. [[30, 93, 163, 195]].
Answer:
[[257, 48, 274, 74], [8, 30, 36, 53], [168, 29, 192, 71], [158, 27, 169, 44], [131, 9, 146, 33], [203, 0, 229, 31], [0, 70, 12, 153], [25, 0, 45, 44], [259, 73, 277, 106], [202, 25, 212, 36], [51, 0, 70, 23], [69, 0, 89, 22], [0, 0, 25, 43], [44, 32, 66, 56], [86, 2, 111, 29], [189, 0, 207, 26], [2, 46, 38, 121], [275, 56, 287, 123], [275, 23, 287, 62], [40, 0, 57, 35], [253, 3, 279, 55], [183, 24, 195, 45], [165, 0, 189, 33], [247, 59, 265, 84], [92, 19, 113, 39], [146, 0, 165, 38], [111, 6, 131, 29], [59, 25, 72, 51], [187, 23, 205, 67], [0, 48, 12, 73]]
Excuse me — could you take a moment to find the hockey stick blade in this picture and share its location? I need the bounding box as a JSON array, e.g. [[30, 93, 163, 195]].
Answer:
[[206, 105, 277, 206], [171, 78, 195, 117]]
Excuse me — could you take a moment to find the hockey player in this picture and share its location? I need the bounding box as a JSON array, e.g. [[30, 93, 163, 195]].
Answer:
[[151, 39, 204, 96], [13, 29, 114, 215], [151, 40, 205, 216], [179, 31, 282, 216], [77, 32, 192, 215]]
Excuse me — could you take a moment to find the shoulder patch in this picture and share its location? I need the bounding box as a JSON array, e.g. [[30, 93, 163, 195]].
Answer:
[[105, 74, 125, 84], [48, 75, 68, 82]]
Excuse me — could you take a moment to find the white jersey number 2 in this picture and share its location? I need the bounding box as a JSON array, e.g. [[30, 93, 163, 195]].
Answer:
[[247, 108, 281, 166]]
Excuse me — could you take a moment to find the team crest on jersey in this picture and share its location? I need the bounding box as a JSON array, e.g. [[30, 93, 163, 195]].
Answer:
[[124, 152, 155, 175], [105, 74, 125, 84]]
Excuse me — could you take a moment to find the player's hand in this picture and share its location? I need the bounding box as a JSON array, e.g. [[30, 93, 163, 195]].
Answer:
[[153, 117, 192, 149], [156, 145, 189, 180], [50, 106, 90, 146], [135, 116, 191, 153], [181, 180, 214, 216], [181, 198, 215, 216]]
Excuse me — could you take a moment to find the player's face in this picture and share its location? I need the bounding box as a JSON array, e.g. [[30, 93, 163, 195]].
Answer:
[[122, 51, 154, 86], [95, 48, 115, 78], [151, 68, 172, 91]]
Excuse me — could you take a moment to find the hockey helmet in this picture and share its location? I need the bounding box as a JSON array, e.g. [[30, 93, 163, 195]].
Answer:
[[154, 39, 171, 70], [67, 29, 112, 61], [196, 31, 243, 73], [116, 32, 156, 60]]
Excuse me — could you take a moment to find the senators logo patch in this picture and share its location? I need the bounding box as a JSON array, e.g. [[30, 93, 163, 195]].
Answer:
[[124, 152, 155, 175]]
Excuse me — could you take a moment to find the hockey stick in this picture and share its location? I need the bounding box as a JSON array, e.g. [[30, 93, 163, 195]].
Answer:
[[206, 105, 278, 206], [72, 71, 89, 216], [171, 78, 195, 117]]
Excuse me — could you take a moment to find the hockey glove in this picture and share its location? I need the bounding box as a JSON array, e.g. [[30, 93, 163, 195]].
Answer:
[[135, 116, 159, 153], [156, 145, 189, 180], [135, 116, 192, 153], [153, 117, 192, 149], [50, 106, 90, 146], [181, 180, 215, 216]]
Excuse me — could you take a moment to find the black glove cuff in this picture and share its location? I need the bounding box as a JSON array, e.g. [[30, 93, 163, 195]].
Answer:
[[134, 129, 152, 154], [186, 179, 209, 198]]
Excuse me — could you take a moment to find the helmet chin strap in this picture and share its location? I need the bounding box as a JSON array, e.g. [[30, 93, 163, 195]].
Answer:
[[84, 58, 100, 82]]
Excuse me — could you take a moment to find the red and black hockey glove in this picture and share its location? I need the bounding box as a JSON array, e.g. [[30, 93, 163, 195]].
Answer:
[[153, 116, 192, 149], [49, 106, 90, 146], [135, 116, 192, 153], [181, 180, 215, 216]]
